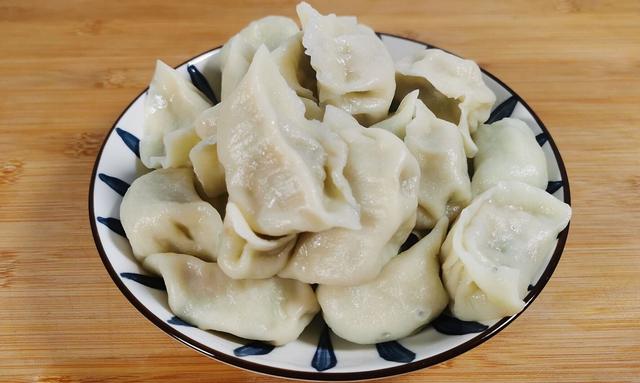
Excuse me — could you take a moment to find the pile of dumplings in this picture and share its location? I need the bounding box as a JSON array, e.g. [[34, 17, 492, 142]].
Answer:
[[120, 2, 572, 346]]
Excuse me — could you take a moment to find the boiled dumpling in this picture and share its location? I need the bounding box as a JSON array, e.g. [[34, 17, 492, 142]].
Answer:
[[395, 48, 496, 157], [279, 106, 420, 285], [406, 100, 471, 230], [216, 46, 360, 236], [297, 2, 395, 125], [370, 90, 419, 137], [472, 118, 548, 196], [219, 16, 299, 100], [141, 61, 212, 169], [189, 135, 226, 199], [440, 181, 571, 322], [143, 253, 319, 345], [271, 32, 318, 102], [218, 202, 297, 279], [317, 218, 449, 344], [120, 169, 223, 261]]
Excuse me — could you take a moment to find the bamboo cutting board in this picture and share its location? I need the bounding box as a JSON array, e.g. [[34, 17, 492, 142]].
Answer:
[[1, 1, 639, 382]]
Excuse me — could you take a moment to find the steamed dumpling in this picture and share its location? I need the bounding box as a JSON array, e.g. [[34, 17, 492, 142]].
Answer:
[[279, 106, 420, 285], [144, 253, 319, 345], [271, 32, 318, 102], [440, 181, 571, 322], [217, 202, 297, 279], [472, 118, 548, 195], [406, 100, 472, 229], [317, 218, 449, 344], [370, 90, 419, 137], [141, 61, 212, 169], [189, 135, 226, 199], [297, 2, 395, 125], [219, 16, 299, 100], [120, 169, 223, 261], [216, 46, 360, 236], [395, 48, 496, 157]]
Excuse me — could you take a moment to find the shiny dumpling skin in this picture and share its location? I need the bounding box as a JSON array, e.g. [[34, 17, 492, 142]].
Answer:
[[218, 202, 297, 279], [141, 61, 212, 169], [219, 16, 299, 100], [271, 32, 318, 102], [189, 135, 226, 199], [317, 218, 449, 344], [279, 106, 420, 285], [471, 118, 548, 196], [395, 48, 496, 157], [406, 100, 471, 230], [143, 253, 319, 345], [120, 169, 223, 262], [370, 90, 419, 137], [216, 46, 360, 236], [440, 181, 572, 322], [296, 2, 395, 125]]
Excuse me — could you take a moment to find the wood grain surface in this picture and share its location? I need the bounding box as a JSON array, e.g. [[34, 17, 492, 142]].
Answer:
[[1, 0, 639, 382]]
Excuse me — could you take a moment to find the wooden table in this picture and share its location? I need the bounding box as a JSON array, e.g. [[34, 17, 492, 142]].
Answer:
[[1, 1, 639, 382]]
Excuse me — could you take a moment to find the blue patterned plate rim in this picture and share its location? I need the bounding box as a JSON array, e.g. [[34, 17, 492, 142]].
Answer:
[[89, 32, 571, 381]]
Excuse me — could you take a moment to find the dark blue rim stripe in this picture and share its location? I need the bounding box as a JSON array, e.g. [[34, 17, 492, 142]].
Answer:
[[376, 341, 416, 363], [432, 314, 489, 335], [311, 325, 337, 372], [120, 272, 166, 290], [96, 216, 126, 238], [234, 341, 275, 357], [89, 33, 572, 381], [115, 128, 140, 158], [98, 173, 130, 196], [546, 181, 563, 194], [168, 316, 194, 327], [187, 64, 218, 105], [486, 96, 518, 124]]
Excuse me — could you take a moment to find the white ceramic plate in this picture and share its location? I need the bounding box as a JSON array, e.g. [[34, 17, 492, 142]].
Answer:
[[89, 33, 571, 381]]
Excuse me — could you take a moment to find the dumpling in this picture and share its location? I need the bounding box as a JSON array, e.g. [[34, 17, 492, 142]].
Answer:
[[189, 135, 226, 199], [217, 202, 297, 279], [120, 169, 223, 261], [472, 118, 548, 196], [440, 181, 571, 322], [370, 90, 419, 137], [271, 32, 317, 101], [216, 46, 360, 236], [317, 218, 449, 344], [297, 2, 395, 125], [141, 61, 212, 169], [395, 48, 496, 157], [406, 100, 471, 230], [279, 106, 420, 285], [219, 16, 299, 100], [143, 253, 319, 345]]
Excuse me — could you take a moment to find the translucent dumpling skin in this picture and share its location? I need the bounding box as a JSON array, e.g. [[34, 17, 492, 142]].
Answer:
[[144, 253, 319, 345], [317, 218, 449, 344], [440, 181, 571, 322]]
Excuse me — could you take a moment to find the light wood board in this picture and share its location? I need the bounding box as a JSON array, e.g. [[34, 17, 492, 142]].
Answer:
[[1, 0, 639, 382]]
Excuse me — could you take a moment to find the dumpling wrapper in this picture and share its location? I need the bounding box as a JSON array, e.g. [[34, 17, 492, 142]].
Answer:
[[297, 2, 395, 125], [216, 46, 360, 236], [317, 218, 449, 344], [395, 48, 496, 157], [141, 61, 212, 169], [120, 169, 223, 261], [143, 253, 319, 345], [472, 117, 548, 196], [440, 181, 571, 322], [279, 106, 420, 285], [217, 202, 296, 279], [219, 16, 299, 100]]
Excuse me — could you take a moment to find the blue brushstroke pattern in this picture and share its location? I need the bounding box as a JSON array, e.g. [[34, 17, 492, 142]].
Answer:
[[486, 96, 518, 124], [168, 316, 194, 327], [120, 272, 166, 290], [98, 173, 130, 196], [535, 133, 548, 146], [432, 314, 488, 335], [187, 64, 218, 105], [234, 341, 275, 357], [546, 181, 563, 194], [115, 128, 140, 157], [312, 325, 337, 372], [97, 216, 126, 238], [376, 341, 416, 363], [528, 284, 535, 291]]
